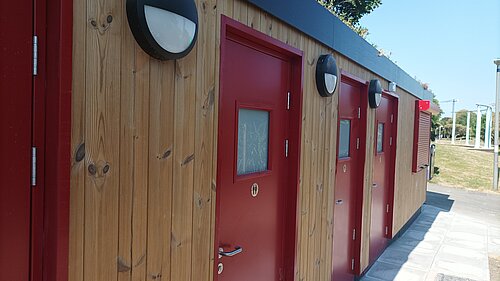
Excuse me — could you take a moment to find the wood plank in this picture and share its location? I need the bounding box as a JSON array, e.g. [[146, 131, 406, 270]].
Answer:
[[117, 6, 135, 280], [260, 11, 273, 36], [232, 0, 247, 23], [191, 0, 217, 280], [130, 47, 151, 281], [246, 5, 261, 30], [83, 0, 122, 280], [319, 46, 335, 281], [309, 41, 323, 281], [298, 37, 315, 281], [68, 0, 86, 279], [360, 93, 376, 272], [146, 59, 175, 281], [169, 47, 197, 281]]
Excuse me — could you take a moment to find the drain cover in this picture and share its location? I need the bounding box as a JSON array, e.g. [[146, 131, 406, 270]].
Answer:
[[434, 273, 477, 281]]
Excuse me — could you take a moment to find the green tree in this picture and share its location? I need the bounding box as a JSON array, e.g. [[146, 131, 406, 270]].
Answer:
[[317, 0, 382, 38], [430, 95, 442, 141]]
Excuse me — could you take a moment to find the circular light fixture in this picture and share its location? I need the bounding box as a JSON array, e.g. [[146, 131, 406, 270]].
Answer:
[[368, 79, 382, 108], [315, 54, 338, 97], [126, 0, 198, 60]]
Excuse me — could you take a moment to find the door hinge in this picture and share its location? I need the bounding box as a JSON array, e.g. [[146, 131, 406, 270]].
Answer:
[[390, 114, 394, 123], [31, 147, 37, 187], [385, 226, 389, 236], [352, 228, 356, 240], [351, 258, 355, 271], [389, 137, 393, 146], [33, 35, 38, 76], [357, 107, 361, 119], [285, 139, 289, 158], [386, 204, 390, 213], [356, 138, 360, 150], [287, 92, 290, 110]]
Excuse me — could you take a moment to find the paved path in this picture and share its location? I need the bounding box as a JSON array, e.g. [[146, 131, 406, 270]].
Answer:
[[360, 184, 500, 281]]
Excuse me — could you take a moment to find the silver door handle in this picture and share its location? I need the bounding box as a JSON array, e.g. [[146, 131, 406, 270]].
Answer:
[[219, 246, 243, 258], [335, 199, 343, 205], [372, 183, 378, 188]]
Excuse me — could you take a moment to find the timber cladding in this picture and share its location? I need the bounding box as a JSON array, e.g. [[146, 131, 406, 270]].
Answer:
[[69, 0, 427, 280]]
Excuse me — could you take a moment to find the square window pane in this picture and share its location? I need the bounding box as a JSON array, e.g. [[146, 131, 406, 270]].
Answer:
[[237, 109, 269, 175], [377, 123, 384, 153], [339, 119, 351, 158]]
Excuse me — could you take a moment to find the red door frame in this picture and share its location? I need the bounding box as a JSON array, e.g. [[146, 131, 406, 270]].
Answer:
[[33, 0, 72, 280], [215, 16, 303, 281], [380, 91, 398, 239], [336, 71, 368, 275]]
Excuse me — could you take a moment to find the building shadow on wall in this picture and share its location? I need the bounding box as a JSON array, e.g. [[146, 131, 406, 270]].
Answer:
[[359, 191, 455, 281]]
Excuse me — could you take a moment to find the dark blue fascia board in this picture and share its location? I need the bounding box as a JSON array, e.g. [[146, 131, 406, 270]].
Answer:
[[246, 0, 434, 101]]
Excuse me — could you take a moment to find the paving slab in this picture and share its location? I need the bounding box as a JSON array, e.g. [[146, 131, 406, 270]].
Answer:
[[360, 184, 500, 281]]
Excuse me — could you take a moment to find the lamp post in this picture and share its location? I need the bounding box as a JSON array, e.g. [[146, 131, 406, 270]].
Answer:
[[493, 59, 500, 191], [442, 99, 459, 144], [475, 106, 483, 149], [485, 106, 492, 148]]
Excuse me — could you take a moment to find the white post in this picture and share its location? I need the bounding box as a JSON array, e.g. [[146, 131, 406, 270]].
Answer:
[[466, 111, 471, 145], [451, 100, 457, 144], [485, 107, 491, 148], [493, 59, 500, 191], [489, 107, 493, 148], [475, 106, 482, 148]]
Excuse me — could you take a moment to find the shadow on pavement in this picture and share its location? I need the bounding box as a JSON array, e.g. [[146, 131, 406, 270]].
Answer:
[[425, 191, 454, 212], [360, 191, 457, 281]]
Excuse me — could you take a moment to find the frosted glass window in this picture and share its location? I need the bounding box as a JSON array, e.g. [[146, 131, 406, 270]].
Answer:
[[237, 109, 269, 175], [377, 123, 384, 153], [339, 119, 350, 158]]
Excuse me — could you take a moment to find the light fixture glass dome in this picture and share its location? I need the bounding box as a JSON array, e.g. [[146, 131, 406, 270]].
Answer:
[[144, 5, 196, 54], [325, 73, 337, 94]]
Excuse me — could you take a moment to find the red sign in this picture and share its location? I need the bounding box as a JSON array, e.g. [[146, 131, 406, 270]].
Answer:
[[418, 100, 430, 111]]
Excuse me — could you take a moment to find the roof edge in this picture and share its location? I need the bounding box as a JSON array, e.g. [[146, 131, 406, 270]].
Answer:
[[246, 0, 434, 100]]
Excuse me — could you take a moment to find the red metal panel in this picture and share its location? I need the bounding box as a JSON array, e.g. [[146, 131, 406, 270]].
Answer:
[[332, 76, 367, 280], [0, 0, 33, 280], [412, 101, 431, 172], [369, 94, 397, 264], [215, 16, 302, 281]]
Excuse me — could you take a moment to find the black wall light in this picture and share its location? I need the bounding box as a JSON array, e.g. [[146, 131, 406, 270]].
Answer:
[[316, 54, 338, 97], [368, 79, 382, 108], [126, 0, 198, 60]]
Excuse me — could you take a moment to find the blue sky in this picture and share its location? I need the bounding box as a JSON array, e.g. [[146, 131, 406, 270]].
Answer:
[[360, 0, 500, 117]]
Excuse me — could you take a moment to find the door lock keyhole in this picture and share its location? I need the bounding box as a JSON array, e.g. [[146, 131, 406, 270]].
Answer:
[[251, 183, 259, 197], [217, 262, 224, 274]]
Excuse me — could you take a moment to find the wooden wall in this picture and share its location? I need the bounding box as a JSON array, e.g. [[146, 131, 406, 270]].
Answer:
[[69, 0, 427, 280], [392, 91, 428, 235]]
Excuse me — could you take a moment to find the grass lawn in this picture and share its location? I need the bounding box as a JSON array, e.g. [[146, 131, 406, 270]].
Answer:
[[429, 140, 498, 191]]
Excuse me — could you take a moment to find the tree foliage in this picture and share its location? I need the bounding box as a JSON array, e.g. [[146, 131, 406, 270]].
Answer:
[[430, 95, 442, 141], [317, 0, 382, 38]]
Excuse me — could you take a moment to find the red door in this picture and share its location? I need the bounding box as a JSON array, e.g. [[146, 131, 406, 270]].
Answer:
[[369, 94, 397, 263], [332, 78, 365, 280], [216, 23, 298, 281], [0, 0, 34, 280]]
